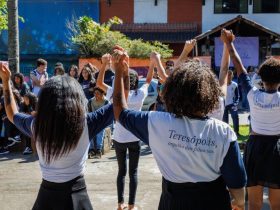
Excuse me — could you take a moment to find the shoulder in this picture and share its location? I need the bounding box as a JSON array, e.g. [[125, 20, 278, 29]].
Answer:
[[30, 69, 37, 76], [148, 111, 173, 123], [207, 118, 237, 143], [247, 86, 258, 98], [232, 81, 238, 87]]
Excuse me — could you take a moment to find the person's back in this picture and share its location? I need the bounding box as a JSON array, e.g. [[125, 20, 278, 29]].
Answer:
[[113, 56, 247, 210], [247, 87, 280, 135], [0, 64, 114, 210], [147, 112, 236, 183]]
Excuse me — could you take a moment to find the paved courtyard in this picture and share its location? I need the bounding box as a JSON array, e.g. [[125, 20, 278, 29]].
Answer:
[[0, 144, 270, 210]]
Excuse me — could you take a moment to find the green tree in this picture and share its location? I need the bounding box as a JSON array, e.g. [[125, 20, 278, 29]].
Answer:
[[68, 16, 173, 59], [0, 0, 8, 32]]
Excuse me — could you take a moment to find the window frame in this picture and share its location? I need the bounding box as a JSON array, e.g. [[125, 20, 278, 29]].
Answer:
[[214, 0, 249, 14], [253, 0, 280, 13]]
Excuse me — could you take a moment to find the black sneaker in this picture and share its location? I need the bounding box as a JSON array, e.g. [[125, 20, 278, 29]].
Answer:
[[0, 147, 9, 155], [88, 150, 95, 159], [94, 150, 102, 159], [23, 147, 33, 155], [7, 140, 16, 147]]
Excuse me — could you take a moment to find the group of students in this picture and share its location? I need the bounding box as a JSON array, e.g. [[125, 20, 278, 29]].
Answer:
[[0, 58, 114, 158], [0, 28, 279, 210], [0, 72, 37, 155]]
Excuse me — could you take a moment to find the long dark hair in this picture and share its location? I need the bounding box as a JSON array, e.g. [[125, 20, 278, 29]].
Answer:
[[12, 73, 24, 87], [22, 92, 38, 113], [68, 64, 79, 79], [129, 69, 139, 95], [34, 75, 87, 164], [78, 66, 96, 84]]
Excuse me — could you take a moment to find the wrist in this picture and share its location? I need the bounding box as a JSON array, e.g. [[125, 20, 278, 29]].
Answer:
[[2, 80, 10, 88]]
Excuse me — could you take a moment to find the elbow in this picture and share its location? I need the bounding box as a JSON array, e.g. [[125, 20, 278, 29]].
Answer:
[[96, 80, 102, 87], [113, 107, 119, 121]]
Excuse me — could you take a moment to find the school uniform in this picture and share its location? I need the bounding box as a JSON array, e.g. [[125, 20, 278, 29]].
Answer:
[[118, 110, 247, 210], [106, 85, 148, 205], [239, 73, 280, 188], [223, 82, 240, 134], [30, 69, 48, 97], [208, 96, 225, 121], [13, 104, 114, 210]]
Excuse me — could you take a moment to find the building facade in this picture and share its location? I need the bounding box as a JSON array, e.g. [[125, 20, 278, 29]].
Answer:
[[100, 0, 202, 55], [203, 0, 280, 33], [0, 0, 99, 76]]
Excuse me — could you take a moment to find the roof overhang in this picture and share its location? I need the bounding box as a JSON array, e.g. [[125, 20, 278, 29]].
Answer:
[[111, 23, 199, 43], [196, 15, 280, 43]]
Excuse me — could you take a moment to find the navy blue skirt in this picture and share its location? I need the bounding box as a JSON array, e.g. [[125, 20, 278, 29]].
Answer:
[[244, 135, 280, 188], [32, 175, 93, 210], [158, 176, 231, 210]]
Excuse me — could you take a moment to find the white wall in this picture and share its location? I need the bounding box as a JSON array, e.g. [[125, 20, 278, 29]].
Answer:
[[203, 0, 280, 33], [134, 0, 167, 23]]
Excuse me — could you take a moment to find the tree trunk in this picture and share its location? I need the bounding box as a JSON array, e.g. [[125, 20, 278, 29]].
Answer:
[[7, 0, 19, 73]]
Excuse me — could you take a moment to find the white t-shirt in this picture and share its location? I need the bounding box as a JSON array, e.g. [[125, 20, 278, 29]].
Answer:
[[225, 82, 238, 106], [208, 96, 225, 121], [13, 105, 114, 183], [36, 122, 89, 182], [147, 112, 237, 183], [106, 85, 148, 143], [248, 87, 280, 135], [30, 69, 48, 96]]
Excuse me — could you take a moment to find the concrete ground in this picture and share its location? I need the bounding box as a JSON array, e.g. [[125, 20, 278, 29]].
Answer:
[[0, 143, 271, 210]]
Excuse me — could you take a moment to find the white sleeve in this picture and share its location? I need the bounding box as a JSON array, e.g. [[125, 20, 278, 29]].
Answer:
[[139, 83, 149, 98], [247, 86, 256, 103], [105, 86, 113, 101]]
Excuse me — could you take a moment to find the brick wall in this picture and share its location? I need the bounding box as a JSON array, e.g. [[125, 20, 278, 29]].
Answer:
[[99, 0, 134, 23], [168, 0, 202, 31]]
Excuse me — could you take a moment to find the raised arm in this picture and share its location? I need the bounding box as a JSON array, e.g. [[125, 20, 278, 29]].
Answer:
[[0, 63, 19, 123], [224, 30, 253, 96], [151, 52, 168, 84], [174, 39, 196, 69], [145, 53, 156, 85], [223, 30, 247, 76], [219, 29, 230, 96], [96, 53, 111, 93], [113, 53, 128, 121]]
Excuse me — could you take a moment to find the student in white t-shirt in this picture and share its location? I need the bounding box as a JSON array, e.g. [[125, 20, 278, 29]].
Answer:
[[30, 58, 48, 97], [223, 70, 240, 135], [112, 48, 246, 210], [96, 49, 154, 210], [153, 34, 230, 121], [223, 29, 280, 210], [0, 63, 114, 210]]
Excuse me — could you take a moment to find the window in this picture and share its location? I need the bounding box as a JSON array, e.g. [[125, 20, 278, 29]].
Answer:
[[214, 0, 248, 13], [253, 0, 280, 13]]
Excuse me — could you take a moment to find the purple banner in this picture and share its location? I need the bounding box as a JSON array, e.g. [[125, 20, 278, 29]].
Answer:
[[215, 37, 259, 67]]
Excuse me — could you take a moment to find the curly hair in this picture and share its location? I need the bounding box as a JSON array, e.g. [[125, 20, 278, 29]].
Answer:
[[129, 69, 139, 92], [162, 60, 221, 118], [258, 58, 280, 84], [12, 72, 24, 86]]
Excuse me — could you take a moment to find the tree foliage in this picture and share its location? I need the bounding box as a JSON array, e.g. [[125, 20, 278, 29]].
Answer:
[[68, 16, 173, 58], [0, 0, 8, 32]]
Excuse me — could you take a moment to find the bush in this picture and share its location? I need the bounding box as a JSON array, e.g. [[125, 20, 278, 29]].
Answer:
[[68, 16, 173, 59]]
